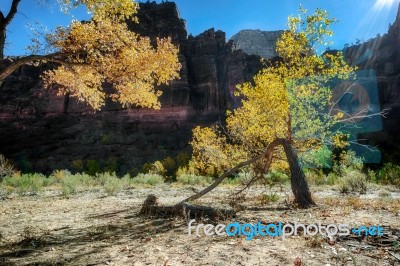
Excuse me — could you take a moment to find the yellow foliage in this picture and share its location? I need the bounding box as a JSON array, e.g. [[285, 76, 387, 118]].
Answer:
[[42, 1, 181, 110], [191, 7, 355, 175], [58, 0, 138, 22]]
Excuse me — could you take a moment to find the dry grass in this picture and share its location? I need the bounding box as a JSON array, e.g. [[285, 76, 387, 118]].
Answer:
[[0, 186, 399, 265]]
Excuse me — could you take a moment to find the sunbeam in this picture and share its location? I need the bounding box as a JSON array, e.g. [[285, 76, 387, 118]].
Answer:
[[373, 0, 397, 11]]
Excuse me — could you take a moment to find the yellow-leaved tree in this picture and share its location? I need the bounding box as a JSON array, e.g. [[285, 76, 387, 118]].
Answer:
[[190, 7, 359, 208], [0, 0, 181, 110]]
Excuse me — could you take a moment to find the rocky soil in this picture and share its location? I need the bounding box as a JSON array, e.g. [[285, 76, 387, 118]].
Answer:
[[0, 185, 399, 265]]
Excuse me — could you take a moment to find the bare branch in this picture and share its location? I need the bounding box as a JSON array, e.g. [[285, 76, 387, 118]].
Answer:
[[178, 138, 285, 205], [4, 0, 21, 26], [0, 52, 86, 82]]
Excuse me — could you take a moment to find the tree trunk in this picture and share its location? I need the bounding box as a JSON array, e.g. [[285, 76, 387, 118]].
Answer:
[[0, 26, 5, 61], [281, 139, 315, 208]]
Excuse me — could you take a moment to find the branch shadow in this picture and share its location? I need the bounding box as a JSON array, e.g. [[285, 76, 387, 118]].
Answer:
[[0, 207, 185, 265]]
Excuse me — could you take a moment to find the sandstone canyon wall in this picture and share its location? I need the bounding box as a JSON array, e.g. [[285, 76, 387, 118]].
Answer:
[[0, 2, 263, 174]]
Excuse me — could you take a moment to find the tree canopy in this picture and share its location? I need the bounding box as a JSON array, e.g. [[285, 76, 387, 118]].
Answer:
[[192, 7, 355, 174], [0, 0, 181, 110], [189, 7, 368, 207]]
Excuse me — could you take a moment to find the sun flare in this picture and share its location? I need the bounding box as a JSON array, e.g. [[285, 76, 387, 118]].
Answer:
[[373, 0, 397, 10]]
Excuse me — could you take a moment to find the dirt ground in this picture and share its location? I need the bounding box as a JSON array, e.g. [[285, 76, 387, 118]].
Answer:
[[0, 185, 399, 266]]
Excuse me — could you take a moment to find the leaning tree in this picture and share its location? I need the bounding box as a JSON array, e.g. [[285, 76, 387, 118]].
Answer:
[[0, 0, 181, 110], [187, 7, 386, 209]]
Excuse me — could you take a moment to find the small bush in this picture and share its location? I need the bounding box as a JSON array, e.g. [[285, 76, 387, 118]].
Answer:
[[121, 174, 134, 189], [305, 169, 324, 186], [61, 176, 78, 196], [0, 154, 16, 179], [103, 157, 119, 174], [378, 163, 400, 187], [264, 170, 289, 187], [222, 171, 253, 186], [176, 174, 213, 186], [366, 169, 378, 183], [336, 151, 364, 172], [2, 173, 48, 195], [325, 172, 338, 185], [175, 160, 199, 177], [131, 173, 164, 186], [104, 177, 123, 195], [71, 160, 84, 172], [50, 170, 72, 183], [161, 157, 176, 176], [60, 173, 95, 196], [305, 169, 338, 186], [259, 193, 280, 204], [96, 172, 123, 195], [141, 161, 166, 176], [87, 160, 101, 176], [339, 170, 367, 194]]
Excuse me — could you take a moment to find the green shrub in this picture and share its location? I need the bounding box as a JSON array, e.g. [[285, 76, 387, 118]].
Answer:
[[94, 172, 124, 195], [2, 173, 48, 195], [378, 163, 400, 187], [260, 193, 280, 204], [19, 157, 32, 173], [299, 145, 332, 169], [161, 157, 176, 177], [121, 174, 134, 189], [176, 174, 213, 186], [305, 169, 323, 186], [222, 171, 253, 186], [98, 173, 122, 195], [87, 160, 101, 176], [103, 157, 119, 174], [334, 151, 363, 175], [61, 176, 78, 196], [131, 173, 164, 186], [305, 169, 338, 186], [325, 172, 338, 185], [96, 172, 117, 185], [366, 169, 378, 183], [339, 170, 367, 194], [60, 173, 95, 196], [264, 170, 289, 187]]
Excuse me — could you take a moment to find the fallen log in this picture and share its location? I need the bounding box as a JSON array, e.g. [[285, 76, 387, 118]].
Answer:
[[140, 194, 236, 221]]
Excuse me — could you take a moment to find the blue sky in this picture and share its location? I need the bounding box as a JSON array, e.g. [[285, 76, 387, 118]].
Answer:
[[0, 0, 399, 56]]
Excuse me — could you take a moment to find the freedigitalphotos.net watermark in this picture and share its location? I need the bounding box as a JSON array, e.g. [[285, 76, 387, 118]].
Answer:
[[188, 220, 384, 241]]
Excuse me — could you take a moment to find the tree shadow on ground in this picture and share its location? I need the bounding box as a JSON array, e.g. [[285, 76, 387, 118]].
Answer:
[[0, 207, 185, 265]]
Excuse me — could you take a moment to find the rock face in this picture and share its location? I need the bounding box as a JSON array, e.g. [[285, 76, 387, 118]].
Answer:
[[0, 1, 263, 174], [341, 3, 400, 162], [230, 29, 284, 59]]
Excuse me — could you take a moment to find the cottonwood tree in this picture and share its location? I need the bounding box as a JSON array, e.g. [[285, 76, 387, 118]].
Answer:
[[0, 0, 181, 110], [189, 8, 384, 208]]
